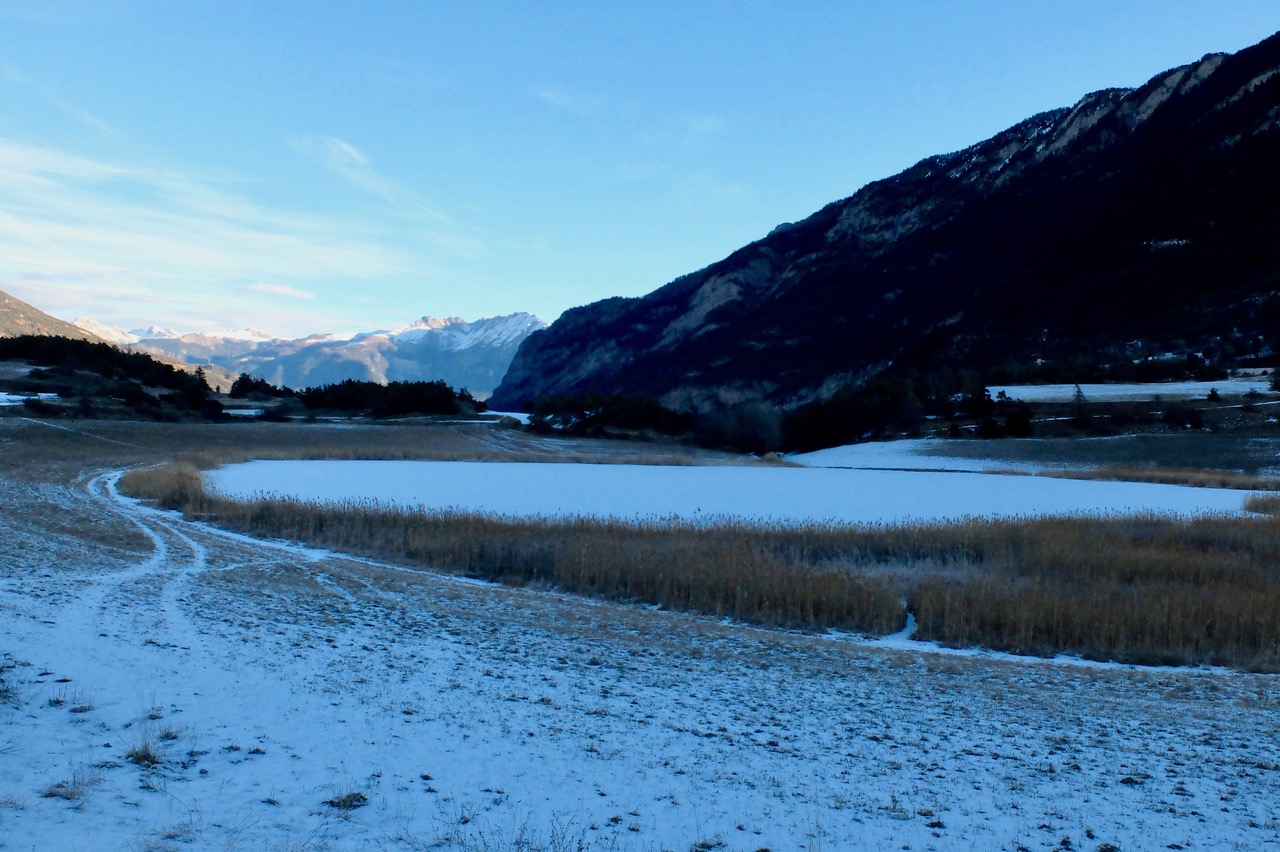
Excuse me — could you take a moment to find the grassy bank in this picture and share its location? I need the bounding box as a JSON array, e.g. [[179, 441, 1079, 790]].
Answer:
[[121, 462, 1280, 672]]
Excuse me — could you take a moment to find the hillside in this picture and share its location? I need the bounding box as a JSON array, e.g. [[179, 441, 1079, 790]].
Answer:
[[0, 290, 101, 341], [0, 289, 243, 389], [0, 335, 222, 420], [491, 32, 1280, 413]]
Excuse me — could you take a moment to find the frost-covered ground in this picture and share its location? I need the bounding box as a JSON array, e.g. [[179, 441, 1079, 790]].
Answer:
[[207, 457, 1257, 526], [2, 423, 1279, 850]]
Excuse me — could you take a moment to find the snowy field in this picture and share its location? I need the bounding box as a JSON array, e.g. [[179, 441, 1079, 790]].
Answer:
[[986, 379, 1273, 402], [207, 457, 1259, 526], [2, 419, 1279, 850], [2, 467, 1278, 851]]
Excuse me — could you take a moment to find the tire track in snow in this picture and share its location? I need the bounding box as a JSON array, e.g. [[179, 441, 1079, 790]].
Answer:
[[78, 471, 229, 653], [75, 471, 175, 631], [93, 469, 389, 633]]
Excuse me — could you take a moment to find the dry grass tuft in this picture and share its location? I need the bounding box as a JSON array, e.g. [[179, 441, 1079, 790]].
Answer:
[[119, 463, 206, 511], [324, 791, 368, 811], [126, 738, 163, 768], [40, 764, 95, 801], [1245, 494, 1280, 516]]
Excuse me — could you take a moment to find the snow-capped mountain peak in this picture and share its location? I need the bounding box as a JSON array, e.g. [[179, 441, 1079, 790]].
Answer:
[[106, 310, 544, 398], [73, 317, 138, 345], [388, 313, 546, 350], [127, 326, 183, 341], [191, 328, 278, 342], [401, 316, 467, 332]]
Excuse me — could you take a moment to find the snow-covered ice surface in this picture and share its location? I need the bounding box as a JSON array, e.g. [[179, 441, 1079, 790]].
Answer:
[[2, 464, 1279, 851], [484, 411, 532, 425], [207, 458, 1258, 525], [0, 393, 58, 408], [986, 379, 1274, 402], [791, 438, 1051, 473]]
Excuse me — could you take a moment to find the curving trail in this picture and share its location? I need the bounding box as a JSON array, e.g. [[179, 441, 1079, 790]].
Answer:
[[0, 456, 1278, 850]]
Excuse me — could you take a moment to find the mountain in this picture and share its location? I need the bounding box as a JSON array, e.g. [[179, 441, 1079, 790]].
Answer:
[[124, 313, 546, 398], [491, 33, 1280, 413], [1, 291, 101, 341], [124, 328, 279, 365], [0, 291, 241, 390], [128, 326, 183, 341]]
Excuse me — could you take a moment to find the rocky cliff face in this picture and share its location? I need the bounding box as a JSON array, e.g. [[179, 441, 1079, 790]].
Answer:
[[491, 33, 1280, 412]]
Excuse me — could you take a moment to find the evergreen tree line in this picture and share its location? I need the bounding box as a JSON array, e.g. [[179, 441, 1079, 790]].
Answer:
[[295, 378, 481, 417], [0, 336, 220, 419], [230, 374, 481, 417], [0, 337, 481, 420], [0, 336, 210, 398]]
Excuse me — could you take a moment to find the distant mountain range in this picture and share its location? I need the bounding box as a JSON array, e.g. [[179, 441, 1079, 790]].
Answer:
[[0, 288, 544, 399], [491, 31, 1280, 413], [73, 312, 546, 398]]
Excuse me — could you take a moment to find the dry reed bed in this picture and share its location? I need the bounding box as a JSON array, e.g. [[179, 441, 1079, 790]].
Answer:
[[120, 463, 1280, 672], [1042, 465, 1280, 491]]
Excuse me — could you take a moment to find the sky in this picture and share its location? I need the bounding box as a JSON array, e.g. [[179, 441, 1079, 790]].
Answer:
[[0, 2, 1276, 339]]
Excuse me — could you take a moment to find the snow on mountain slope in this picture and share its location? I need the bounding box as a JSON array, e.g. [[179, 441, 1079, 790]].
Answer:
[[191, 328, 277, 343], [95, 311, 548, 396], [127, 325, 182, 340], [389, 313, 546, 350], [72, 317, 138, 345], [64, 310, 544, 396]]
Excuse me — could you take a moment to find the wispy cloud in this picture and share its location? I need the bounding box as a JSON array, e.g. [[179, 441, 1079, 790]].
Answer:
[[247, 283, 316, 300], [0, 137, 409, 277], [291, 135, 447, 220], [682, 112, 727, 140], [2, 63, 113, 136], [0, 137, 416, 334], [532, 86, 606, 115], [362, 57, 447, 90]]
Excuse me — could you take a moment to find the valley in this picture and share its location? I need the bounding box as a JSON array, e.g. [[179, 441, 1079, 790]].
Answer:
[[3, 21, 1280, 852]]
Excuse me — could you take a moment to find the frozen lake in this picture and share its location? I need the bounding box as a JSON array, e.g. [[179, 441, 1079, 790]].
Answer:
[[206, 458, 1258, 525]]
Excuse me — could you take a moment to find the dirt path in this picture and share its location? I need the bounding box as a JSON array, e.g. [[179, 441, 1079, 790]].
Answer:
[[1, 434, 1279, 850]]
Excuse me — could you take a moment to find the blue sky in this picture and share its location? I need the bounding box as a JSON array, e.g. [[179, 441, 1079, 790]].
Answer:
[[1, 2, 1276, 338]]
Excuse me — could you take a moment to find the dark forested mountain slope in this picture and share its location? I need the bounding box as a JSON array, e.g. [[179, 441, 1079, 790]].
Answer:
[[492, 33, 1280, 413]]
